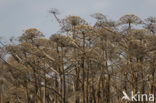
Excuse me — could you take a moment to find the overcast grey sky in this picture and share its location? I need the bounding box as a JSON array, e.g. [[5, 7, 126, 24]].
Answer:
[[0, 0, 155, 41]]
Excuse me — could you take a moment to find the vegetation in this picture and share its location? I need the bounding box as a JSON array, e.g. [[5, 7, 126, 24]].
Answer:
[[0, 11, 156, 103]]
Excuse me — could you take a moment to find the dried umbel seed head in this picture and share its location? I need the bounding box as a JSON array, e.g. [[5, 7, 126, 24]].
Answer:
[[49, 8, 60, 15], [90, 13, 107, 21]]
